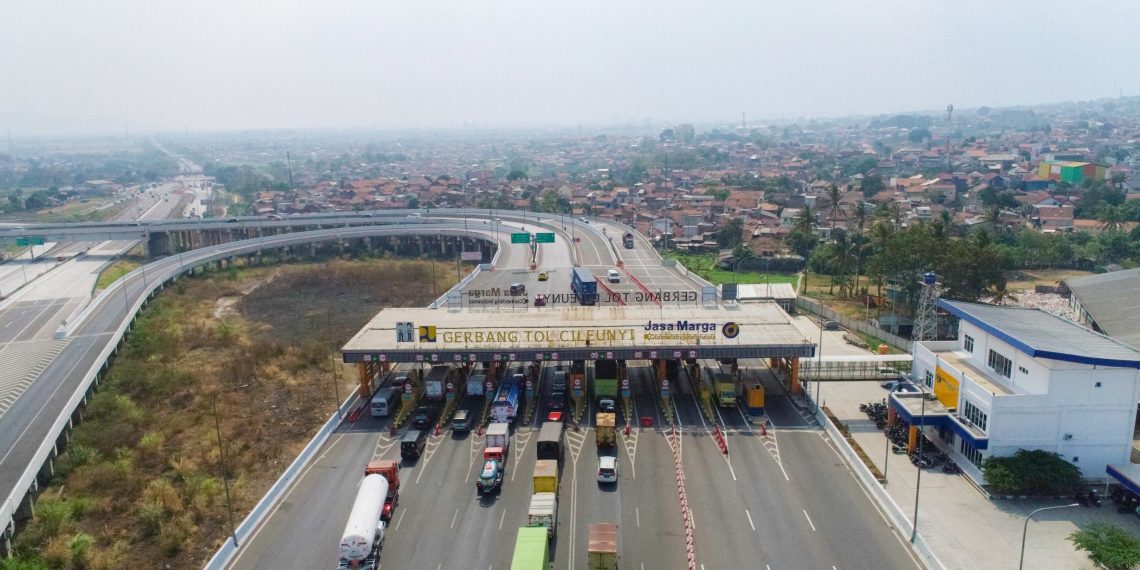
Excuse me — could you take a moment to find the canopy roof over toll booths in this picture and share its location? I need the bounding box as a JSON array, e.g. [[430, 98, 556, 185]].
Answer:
[[341, 303, 814, 364]]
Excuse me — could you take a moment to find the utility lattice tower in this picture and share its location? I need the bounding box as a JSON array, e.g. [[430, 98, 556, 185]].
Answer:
[[912, 272, 939, 342]]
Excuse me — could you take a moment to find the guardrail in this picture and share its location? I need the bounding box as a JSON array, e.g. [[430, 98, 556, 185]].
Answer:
[[810, 403, 946, 570]]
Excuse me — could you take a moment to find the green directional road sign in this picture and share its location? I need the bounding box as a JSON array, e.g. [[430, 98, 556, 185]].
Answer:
[[511, 232, 531, 244], [535, 232, 555, 243], [31, 236, 45, 245], [15, 238, 28, 246]]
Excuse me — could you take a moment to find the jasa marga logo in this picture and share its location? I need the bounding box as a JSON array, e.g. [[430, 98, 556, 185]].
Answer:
[[721, 322, 740, 339]]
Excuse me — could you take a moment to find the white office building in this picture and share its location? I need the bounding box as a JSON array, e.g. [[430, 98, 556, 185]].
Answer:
[[890, 300, 1140, 485]]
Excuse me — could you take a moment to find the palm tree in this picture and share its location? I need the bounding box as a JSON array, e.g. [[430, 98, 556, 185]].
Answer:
[[826, 184, 844, 230], [795, 205, 814, 234], [932, 210, 953, 241], [982, 204, 1004, 230], [1098, 204, 1124, 232], [851, 202, 868, 296], [987, 281, 1019, 305]]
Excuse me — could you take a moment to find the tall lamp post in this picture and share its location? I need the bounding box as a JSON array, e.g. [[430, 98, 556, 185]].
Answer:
[[1019, 503, 1079, 570], [910, 387, 928, 543], [211, 383, 252, 548]]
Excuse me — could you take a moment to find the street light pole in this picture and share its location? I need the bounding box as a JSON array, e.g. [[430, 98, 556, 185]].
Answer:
[[211, 383, 252, 548], [814, 316, 825, 414], [1019, 504, 1079, 570], [911, 389, 927, 543]]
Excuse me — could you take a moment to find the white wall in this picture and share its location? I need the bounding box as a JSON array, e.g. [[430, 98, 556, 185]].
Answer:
[[963, 323, 1050, 395], [986, 368, 1140, 481]]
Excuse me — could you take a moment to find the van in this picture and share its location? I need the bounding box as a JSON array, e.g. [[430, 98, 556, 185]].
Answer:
[[607, 269, 621, 283], [370, 388, 398, 417], [451, 410, 472, 433], [401, 430, 427, 461]]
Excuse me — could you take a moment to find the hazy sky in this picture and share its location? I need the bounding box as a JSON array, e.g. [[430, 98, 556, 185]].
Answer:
[[3, 0, 1140, 134]]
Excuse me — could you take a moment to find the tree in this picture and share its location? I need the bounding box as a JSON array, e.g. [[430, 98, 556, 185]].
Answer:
[[826, 184, 844, 229], [537, 190, 571, 214], [1069, 523, 1140, 570], [907, 127, 932, 143], [982, 449, 1082, 495], [1099, 204, 1124, 232], [507, 169, 528, 182], [717, 217, 744, 249], [860, 174, 885, 198], [982, 204, 1005, 231]]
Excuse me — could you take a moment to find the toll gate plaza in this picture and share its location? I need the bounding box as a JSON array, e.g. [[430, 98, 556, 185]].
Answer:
[[340, 303, 817, 400]]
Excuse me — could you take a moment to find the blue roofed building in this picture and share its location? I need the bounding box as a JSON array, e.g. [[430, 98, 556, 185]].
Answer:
[[890, 299, 1140, 486]]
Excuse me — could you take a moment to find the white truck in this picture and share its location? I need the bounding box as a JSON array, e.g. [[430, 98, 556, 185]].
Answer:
[[467, 372, 486, 398], [338, 474, 388, 569], [527, 492, 558, 537], [486, 422, 511, 460], [424, 365, 453, 401]]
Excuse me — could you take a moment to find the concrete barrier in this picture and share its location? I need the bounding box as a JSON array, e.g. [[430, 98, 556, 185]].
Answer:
[[202, 398, 354, 570]]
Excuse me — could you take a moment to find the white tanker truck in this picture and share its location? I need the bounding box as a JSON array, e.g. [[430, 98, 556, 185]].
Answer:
[[337, 473, 388, 569]]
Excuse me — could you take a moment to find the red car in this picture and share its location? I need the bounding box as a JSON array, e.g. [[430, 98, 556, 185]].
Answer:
[[533, 294, 547, 307]]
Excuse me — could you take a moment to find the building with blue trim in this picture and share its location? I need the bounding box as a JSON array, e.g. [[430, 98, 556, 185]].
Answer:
[[891, 299, 1140, 485]]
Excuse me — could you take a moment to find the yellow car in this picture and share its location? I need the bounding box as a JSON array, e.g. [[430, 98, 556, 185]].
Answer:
[[537, 271, 550, 281]]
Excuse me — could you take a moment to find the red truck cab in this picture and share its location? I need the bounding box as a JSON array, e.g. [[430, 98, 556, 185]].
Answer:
[[365, 460, 401, 520]]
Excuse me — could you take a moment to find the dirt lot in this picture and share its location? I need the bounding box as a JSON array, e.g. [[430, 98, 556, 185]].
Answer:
[[3, 257, 454, 570]]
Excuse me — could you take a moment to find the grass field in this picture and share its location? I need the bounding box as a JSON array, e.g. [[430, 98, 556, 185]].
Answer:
[[662, 250, 798, 285], [94, 259, 142, 292], [4, 257, 457, 569]]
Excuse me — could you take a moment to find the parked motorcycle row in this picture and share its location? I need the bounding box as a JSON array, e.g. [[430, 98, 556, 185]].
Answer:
[[861, 400, 960, 475]]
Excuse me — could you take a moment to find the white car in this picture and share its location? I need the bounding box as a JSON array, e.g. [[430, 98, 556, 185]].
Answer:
[[597, 456, 618, 484], [607, 269, 621, 283]]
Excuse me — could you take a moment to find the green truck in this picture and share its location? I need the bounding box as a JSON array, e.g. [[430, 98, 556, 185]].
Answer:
[[593, 360, 619, 401], [510, 526, 549, 570]]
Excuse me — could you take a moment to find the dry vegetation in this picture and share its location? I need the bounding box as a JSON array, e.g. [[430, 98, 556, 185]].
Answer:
[[2, 257, 454, 570]]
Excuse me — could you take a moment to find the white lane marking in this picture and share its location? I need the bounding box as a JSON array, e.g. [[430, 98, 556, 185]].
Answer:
[[746, 509, 756, 531], [804, 509, 817, 531], [450, 507, 459, 529], [636, 506, 640, 527], [394, 509, 406, 531], [227, 433, 347, 568], [498, 509, 506, 530]]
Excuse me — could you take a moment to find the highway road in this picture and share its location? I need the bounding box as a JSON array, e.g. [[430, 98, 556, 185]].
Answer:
[[0, 185, 183, 415], [225, 224, 919, 570], [0, 199, 919, 569]]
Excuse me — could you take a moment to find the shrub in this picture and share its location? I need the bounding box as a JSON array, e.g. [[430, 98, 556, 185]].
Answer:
[[1069, 523, 1140, 570], [0, 557, 52, 570], [143, 478, 182, 514], [137, 431, 166, 464], [86, 540, 128, 570], [135, 501, 165, 537], [34, 497, 72, 537], [983, 449, 1082, 495], [158, 515, 195, 557], [68, 533, 94, 569], [40, 535, 70, 569]]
